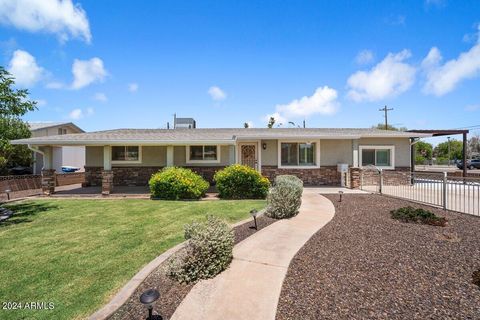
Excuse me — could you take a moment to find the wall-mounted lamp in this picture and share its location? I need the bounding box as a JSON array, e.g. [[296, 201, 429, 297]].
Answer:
[[262, 143, 267, 150]]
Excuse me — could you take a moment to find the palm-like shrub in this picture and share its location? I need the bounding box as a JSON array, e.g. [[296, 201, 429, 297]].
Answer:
[[214, 164, 270, 199], [266, 175, 303, 219], [167, 216, 234, 283], [149, 167, 209, 200]]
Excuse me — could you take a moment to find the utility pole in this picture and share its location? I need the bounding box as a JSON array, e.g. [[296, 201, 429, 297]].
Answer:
[[379, 105, 393, 130], [447, 136, 451, 166]]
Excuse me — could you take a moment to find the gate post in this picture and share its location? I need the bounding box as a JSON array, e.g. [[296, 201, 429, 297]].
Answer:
[[442, 172, 447, 210], [379, 169, 383, 194]]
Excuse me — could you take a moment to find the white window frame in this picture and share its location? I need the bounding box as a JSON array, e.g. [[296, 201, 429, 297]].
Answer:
[[111, 145, 142, 164], [359, 145, 395, 170], [277, 140, 320, 169], [186, 145, 221, 164]]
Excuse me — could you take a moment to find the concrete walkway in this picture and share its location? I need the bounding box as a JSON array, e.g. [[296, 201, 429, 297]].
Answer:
[[171, 188, 335, 320]]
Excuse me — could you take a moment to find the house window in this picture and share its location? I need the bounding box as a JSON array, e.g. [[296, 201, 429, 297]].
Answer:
[[112, 146, 140, 162], [280, 142, 316, 167], [187, 145, 219, 162], [360, 146, 394, 168], [58, 128, 67, 135]]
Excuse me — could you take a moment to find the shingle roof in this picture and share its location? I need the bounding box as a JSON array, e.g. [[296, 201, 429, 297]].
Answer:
[[11, 128, 431, 146]]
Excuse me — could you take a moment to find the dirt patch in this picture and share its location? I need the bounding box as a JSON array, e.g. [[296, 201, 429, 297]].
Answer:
[[276, 194, 480, 320], [109, 215, 276, 320]]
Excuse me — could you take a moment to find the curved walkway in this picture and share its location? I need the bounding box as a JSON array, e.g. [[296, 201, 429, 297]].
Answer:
[[171, 188, 335, 320]]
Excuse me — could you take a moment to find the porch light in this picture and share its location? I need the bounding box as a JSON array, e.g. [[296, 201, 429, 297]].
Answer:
[[139, 288, 160, 320], [250, 209, 258, 230], [338, 190, 344, 202], [262, 143, 267, 150]]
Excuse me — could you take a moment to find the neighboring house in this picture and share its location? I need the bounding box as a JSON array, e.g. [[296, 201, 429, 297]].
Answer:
[[12, 127, 432, 194], [28, 122, 86, 174]]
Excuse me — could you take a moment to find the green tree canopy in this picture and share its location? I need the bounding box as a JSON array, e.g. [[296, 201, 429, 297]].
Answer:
[[0, 67, 37, 174], [267, 117, 275, 128], [434, 139, 463, 160], [372, 123, 408, 131], [414, 140, 433, 164]]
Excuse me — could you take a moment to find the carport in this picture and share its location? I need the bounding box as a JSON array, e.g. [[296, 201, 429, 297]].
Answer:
[[408, 129, 470, 177]]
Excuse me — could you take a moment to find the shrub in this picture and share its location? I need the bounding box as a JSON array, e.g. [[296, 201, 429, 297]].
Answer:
[[214, 164, 270, 199], [266, 175, 303, 219], [149, 167, 209, 200], [167, 216, 234, 283], [390, 206, 447, 227]]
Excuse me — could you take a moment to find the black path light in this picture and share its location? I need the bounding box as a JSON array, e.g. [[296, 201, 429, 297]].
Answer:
[[139, 288, 160, 320], [338, 190, 344, 202], [250, 209, 258, 230]]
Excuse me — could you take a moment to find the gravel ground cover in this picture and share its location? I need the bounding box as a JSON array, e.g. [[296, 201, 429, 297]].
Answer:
[[276, 194, 480, 320], [110, 215, 276, 320]]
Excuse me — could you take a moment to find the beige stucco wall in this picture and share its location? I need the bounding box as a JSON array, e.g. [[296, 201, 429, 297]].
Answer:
[[320, 140, 353, 166], [173, 145, 232, 166], [31, 125, 81, 138], [86, 146, 167, 167], [358, 137, 410, 167], [260, 140, 278, 166]]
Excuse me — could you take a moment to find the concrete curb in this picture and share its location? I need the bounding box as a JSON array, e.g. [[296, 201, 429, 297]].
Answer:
[[88, 241, 187, 320], [88, 212, 264, 320]]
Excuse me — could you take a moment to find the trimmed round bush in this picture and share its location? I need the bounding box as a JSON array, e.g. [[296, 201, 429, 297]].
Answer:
[[149, 167, 209, 200], [167, 215, 234, 283], [214, 164, 270, 199], [266, 175, 303, 219]]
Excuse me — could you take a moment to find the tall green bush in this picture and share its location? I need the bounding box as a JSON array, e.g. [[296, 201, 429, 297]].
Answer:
[[266, 175, 303, 219], [214, 164, 270, 199], [149, 167, 209, 200], [167, 216, 234, 283]]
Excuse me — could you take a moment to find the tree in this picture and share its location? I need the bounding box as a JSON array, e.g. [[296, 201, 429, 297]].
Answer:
[[267, 117, 275, 128], [414, 141, 433, 164], [434, 139, 463, 161], [372, 123, 407, 131], [0, 67, 37, 174], [243, 122, 249, 128], [468, 134, 480, 158]]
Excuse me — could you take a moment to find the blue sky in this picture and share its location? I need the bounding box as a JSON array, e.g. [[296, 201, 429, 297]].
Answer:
[[0, 0, 479, 142]]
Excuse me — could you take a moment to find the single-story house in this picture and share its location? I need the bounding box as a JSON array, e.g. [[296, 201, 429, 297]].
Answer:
[[28, 122, 86, 174], [12, 127, 432, 194]]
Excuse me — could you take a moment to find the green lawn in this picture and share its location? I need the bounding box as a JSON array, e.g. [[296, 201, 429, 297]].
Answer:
[[0, 199, 265, 320]]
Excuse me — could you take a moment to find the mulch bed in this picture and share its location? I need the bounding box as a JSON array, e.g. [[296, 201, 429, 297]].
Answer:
[[276, 194, 480, 320], [109, 214, 276, 320]]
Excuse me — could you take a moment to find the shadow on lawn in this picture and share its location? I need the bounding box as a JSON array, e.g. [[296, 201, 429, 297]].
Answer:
[[0, 202, 58, 228]]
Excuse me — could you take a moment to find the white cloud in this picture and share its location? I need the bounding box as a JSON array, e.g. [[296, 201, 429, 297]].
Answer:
[[347, 50, 416, 102], [276, 86, 339, 118], [0, 0, 91, 43], [7, 49, 44, 87], [422, 43, 480, 96], [263, 112, 287, 127], [128, 83, 138, 93], [68, 107, 94, 120], [71, 57, 107, 89], [93, 92, 107, 102], [246, 121, 254, 128], [208, 86, 227, 101], [355, 49, 374, 65], [45, 81, 64, 89]]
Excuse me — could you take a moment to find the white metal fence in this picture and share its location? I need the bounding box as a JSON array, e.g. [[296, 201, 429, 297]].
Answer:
[[360, 170, 480, 216]]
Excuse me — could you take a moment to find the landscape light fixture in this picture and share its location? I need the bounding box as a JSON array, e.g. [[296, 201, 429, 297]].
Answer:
[[250, 209, 258, 230], [5, 189, 11, 201], [338, 190, 344, 202], [139, 288, 160, 320]]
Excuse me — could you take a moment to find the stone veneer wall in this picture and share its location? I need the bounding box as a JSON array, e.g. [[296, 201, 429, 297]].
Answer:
[[84, 166, 225, 186], [261, 165, 341, 186]]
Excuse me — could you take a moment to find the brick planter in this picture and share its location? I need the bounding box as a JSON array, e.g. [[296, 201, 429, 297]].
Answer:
[[261, 166, 341, 186]]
